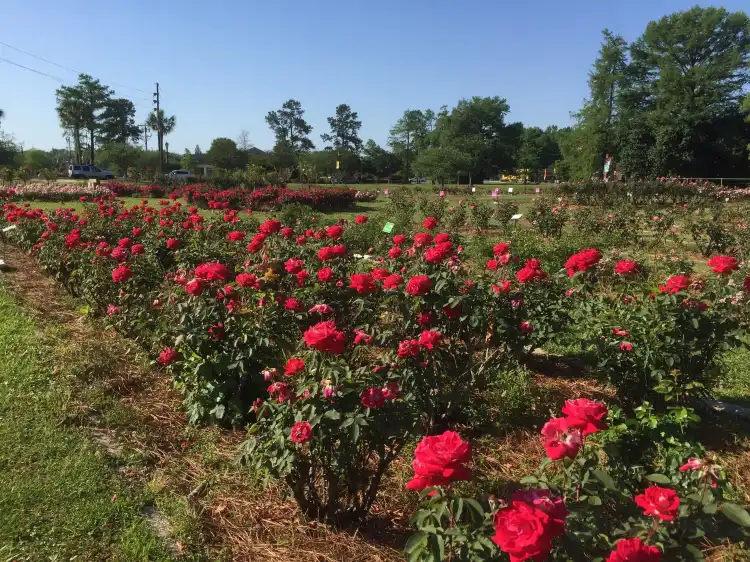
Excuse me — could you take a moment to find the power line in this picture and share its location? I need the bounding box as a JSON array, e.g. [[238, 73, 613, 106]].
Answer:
[[0, 40, 151, 98], [0, 55, 150, 110]]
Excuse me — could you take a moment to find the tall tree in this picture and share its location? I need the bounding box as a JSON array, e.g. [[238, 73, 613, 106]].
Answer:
[[361, 139, 400, 181], [55, 83, 87, 164], [415, 146, 470, 186], [265, 99, 314, 153], [146, 109, 177, 167], [388, 110, 428, 179], [236, 130, 253, 152], [98, 98, 141, 144], [77, 74, 113, 164], [619, 6, 750, 177], [207, 137, 241, 169], [320, 104, 363, 152], [559, 30, 629, 180]]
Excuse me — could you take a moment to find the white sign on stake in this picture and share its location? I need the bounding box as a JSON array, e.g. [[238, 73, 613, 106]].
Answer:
[[510, 213, 523, 220], [507, 187, 513, 193], [471, 187, 476, 193], [2, 225, 17, 232]]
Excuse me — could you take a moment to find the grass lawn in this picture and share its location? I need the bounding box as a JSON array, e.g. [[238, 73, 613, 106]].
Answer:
[[0, 285, 177, 560]]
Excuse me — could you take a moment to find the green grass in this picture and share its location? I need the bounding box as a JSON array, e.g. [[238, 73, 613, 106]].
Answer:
[[0, 286, 178, 560], [718, 343, 750, 408]]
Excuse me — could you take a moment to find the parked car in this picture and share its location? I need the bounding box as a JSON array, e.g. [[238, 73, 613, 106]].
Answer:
[[410, 177, 427, 184], [68, 164, 115, 180], [166, 170, 197, 181]]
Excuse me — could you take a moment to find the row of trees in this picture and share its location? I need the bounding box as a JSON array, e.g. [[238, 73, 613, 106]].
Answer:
[[54, 74, 176, 166], [559, 6, 750, 180]]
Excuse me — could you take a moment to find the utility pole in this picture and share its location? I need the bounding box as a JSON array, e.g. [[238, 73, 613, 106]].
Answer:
[[153, 83, 163, 176], [143, 123, 149, 151]]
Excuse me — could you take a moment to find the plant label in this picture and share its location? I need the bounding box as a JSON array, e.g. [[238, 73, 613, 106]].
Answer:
[[2, 225, 17, 232], [535, 188, 540, 193], [471, 187, 476, 193], [382, 222, 395, 233], [510, 214, 523, 220], [491, 189, 498, 198], [508, 188, 513, 193], [383, 189, 389, 195], [439, 191, 445, 197]]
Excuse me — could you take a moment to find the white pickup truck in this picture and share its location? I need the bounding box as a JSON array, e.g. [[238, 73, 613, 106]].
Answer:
[[68, 164, 115, 180]]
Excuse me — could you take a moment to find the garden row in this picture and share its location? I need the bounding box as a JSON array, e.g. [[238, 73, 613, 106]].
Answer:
[[2, 194, 750, 560]]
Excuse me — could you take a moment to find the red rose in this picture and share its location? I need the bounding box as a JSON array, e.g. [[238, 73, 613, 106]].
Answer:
[[317, 246, 337, 261], [423, 216, 438, 231], [259, 219, 281, 235], [349, 273, 378, 294], [406, 275, 432, 296], [492, 501, 553, 562], [413, 232, 433, 247], [131, 227, 142, 237], [511, 489, 567, 538], [615, 259, 639, 276], [290, 421, 312, 443], [131, 243, 145, 255], [494, 242, 510, 256], [118, 237, 132, 248], [392, 234, 407, 245], [361, 387, 386, 408], [383, 274, 403, 290], [541, 417, 582, 460], [325, 225, 344, 239], [417, 311, 434, 326], [516, 259, 547, 284], [167, 238, 180, 250], [397, 339, 421, 359], [355, 215, 368, 224], [562, 398, 608, 435], [65, 232, 80, 248], [284, 357, 305, 376], [303, 320, 347, 354], [195, 262, 231, 281], [309, 303, 333, 315], [158, 347, 179, 365], [635, 486, 680, 521], [284, 298, 303, 312], [564, 248, 601, 277], [284, 258, 304, 274], [406, 431, 471, 491], [236, 273, 257, 288], [317, 267, 334, 282], [425, 241, 453, 264], [620, 342, 633, 352], [388, 246, 403, 259], [707, 255, 739, 275], [227, 230, 245, 242], [486, 258, 499, 271], [659, 275, 690, 294], [106, 304, 119, 317], [607, 538, 662, 562], [433, 233, 450, 244], [442, 303, 462, 319], [296, 235, 307, 245], [111, 264, 132, 283], [110, 246, 129, 262], [492, 281, 511, 294], [418, 330, 442, 349], [353, 329, 373, 345], [185, 278, 205, 296], [520, 321, 533, 334], [371, 268, 390, 280], [281, 227, 294, 239]]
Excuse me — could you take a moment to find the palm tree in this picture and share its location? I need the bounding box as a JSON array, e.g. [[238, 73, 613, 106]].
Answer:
[[146, 109, 176, 168]]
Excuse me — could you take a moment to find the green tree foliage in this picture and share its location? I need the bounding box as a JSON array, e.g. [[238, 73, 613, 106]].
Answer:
[[414, 146, 470, 186], [433, 97, 523, 182], [55, 82, 87, 165], [516, 126, 562, 180], [265, 99, 315, 153], [181, 150, 196, 173], [97, 143, 140, 175], [206, 137, 241, 169], [77, 74, 113, 165], [321, 104, 363, 152], [361, 139, 400, 181], [388, 109, 430, 179], [22, 149, 52, 172], [98, 98, 141, 145]]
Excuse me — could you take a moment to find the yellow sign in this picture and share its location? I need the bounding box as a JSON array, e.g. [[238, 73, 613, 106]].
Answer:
[[336, 160, 340, 170]]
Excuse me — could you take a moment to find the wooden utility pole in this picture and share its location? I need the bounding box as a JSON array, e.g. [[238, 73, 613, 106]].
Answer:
[[153, 83, 163, 175]]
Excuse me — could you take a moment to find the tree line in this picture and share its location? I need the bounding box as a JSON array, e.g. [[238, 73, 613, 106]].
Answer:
[[1, 5, 748, 182]]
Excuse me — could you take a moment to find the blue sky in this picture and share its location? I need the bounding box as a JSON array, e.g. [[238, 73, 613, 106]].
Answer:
[[1, 0, 747, 153]]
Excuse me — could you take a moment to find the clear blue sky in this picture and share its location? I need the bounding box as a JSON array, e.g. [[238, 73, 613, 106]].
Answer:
[[1, 0, 747, 153]]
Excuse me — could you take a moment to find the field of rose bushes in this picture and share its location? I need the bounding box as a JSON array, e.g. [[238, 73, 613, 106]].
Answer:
[[2, 180, 750, 561]]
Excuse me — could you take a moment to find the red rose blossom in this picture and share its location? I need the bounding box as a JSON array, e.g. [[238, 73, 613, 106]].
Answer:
[[406, 275, 432, 296], [635, 486, 680, 521], [303, 320, 347, 354], [195, 262, 231, 282], [235, 273, 257, 288], [259, 219, 281, 235], [284, 298, 303, 312], [511, 489, 567, 539], [158, 347, 179, 365], [418, 330, 442, 349], [131, 243, 145, 255], [423, 216, 438, 230], [659, 275, 690, 294], [564, 248, 601, 277], [388, 246, 403, 259], [561, 398, 608, 436], [227, 231, 245, 242], [406, 431, 471, 491], [707, 255, 739, 275], [606, 538, 662, 562], [492, 501, 553, 562], [284, 357, 305, 376], [166, 237, 180, 250], [185, 278, 205, 296], [325, 225, 344, 239], [541, 417, 582, 460], [516, 258, 548, 284], [355, 215, 368, 224], [380, 273, 403, 290], [317, 267, 334, 282], [111, 264, 132, 283], [520, 321, 534, 334], [392, 234, 407, 245], [361, 387, 386, 408], [494, 242, 510, 256], [349, 273, 378, 294], [397, 339, 421, 359], [413, 232, 433, 247], [424, 241, 453, 264], [615, 259, 639, 276], [290, 421, 312, 443]]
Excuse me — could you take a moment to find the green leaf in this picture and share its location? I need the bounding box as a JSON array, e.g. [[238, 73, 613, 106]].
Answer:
[[588, 495, 602, 506], [430, 534, 444, 562], [592, 469, 617, 491], [721, 502, 750, 527], [684, 544, 704, 560], [645, 473, 671, 484], [520, 476, 538, 485], [404, 531, 428, 553], [702, 502, 717, 515]]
